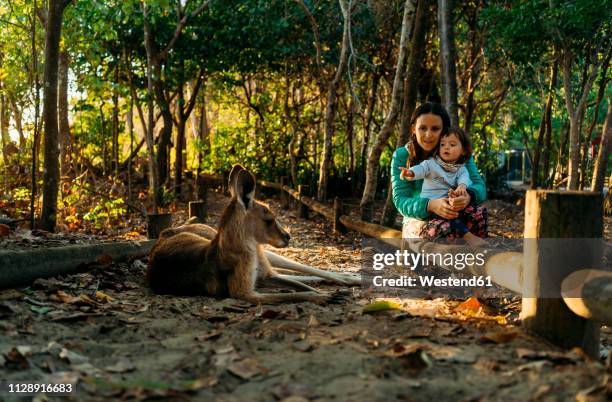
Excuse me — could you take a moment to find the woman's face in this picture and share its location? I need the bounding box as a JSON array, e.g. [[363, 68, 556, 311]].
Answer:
[[414, 113, 443, 154]]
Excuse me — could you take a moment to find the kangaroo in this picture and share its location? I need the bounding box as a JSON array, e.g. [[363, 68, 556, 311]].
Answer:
[[147, 165, 343, 304]]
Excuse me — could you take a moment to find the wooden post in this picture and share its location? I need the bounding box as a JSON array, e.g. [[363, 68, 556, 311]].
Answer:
[[298, 185, 309, 219], [522, 190, 603, 358], [280, 176, 289, 209], [197, 177, 207, 201], [333, 197, 346, 234], [189, 201, 207, 222], [147, 213, 172, 239]]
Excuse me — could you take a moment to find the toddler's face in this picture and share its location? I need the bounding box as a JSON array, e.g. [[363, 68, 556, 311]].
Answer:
[[439, 133, 464, 164]]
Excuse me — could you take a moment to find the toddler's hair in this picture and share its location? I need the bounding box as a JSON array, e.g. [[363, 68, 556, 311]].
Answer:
[[438, 127, 472, 164]]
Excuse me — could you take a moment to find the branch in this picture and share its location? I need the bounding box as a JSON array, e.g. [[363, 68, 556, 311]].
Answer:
[[184, 70, 204, 118], [294, 0, 325, 85], [159, 0, 211, 61]]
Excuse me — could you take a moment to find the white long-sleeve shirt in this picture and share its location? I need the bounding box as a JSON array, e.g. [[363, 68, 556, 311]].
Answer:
[[410, 158, 472, 199]]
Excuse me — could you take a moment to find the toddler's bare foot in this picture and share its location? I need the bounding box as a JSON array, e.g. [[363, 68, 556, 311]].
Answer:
[[464, 232, 487, 248]]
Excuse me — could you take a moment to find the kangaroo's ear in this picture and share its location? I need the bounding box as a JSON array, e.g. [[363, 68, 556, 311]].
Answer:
[[228, 164, 246, 198], [234, 169, 256, 209]]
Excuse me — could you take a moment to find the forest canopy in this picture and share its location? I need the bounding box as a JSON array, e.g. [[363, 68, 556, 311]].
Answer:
[[0, 0, 610, 232]]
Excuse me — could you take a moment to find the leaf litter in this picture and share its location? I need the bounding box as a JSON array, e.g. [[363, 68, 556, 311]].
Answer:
[[0, 193, 610, 400]]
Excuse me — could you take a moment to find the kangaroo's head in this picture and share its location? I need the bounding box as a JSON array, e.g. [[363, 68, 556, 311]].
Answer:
[[223, 164, 290, 248]]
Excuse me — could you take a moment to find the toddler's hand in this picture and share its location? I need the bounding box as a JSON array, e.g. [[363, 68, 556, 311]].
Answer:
[[454, 184, 468, 197], [399, 167, 415, 180]]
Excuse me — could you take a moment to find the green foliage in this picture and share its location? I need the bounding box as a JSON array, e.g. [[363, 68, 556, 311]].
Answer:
[[83, 198, 126, 230]]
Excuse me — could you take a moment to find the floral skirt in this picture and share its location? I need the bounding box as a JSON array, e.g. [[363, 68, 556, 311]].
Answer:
[[402, 205, 488, 241]]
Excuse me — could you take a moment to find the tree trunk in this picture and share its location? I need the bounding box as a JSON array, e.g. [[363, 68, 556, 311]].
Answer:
[[382, 0, 428, 227], [112, 61, 120, 178], [40, 0, 70, 232], [563, 49, 600, 190], [360, 0, 417, 219], [462, 24, 480, 132], [552, 121, 570, 187], [141, 3, 161, 211], [174, 73, 203, 198], [530, 58, 558, 189], [437, 0, 459, 126], [591, 100, 611, 192], [357, 68, 381, 189], [58, 50, 71, 176], [8, 96, 25, 148], [30, 0, 41, 229], [0, 93, 9, 158], [541, 58, 559, 189], [317, 0, 351, 201], [99, 103, 107, 175]]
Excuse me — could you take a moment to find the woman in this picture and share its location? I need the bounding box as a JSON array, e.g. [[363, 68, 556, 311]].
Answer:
[[391, 102, 487, 240]]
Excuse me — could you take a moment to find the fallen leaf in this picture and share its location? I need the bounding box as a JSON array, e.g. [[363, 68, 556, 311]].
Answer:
[[362, 300, 401, 314], [0, 289, 23, 301], [292, 340, 315, 352], [480, 329, 520, 343], [105, 358, 136, 373], [95, 291, 114, 303], [516, 348, 582, 364], [0, 302, 17, 318], [454, 297, 492, 315], [260, 309, 282, 319], [0, 224, 11, 237], [5, 347, 31, 369], [59, 348, 89, 365], [31, 305, 53, 315], [227, 358, 265, 380], [386, 342, 433, 371], [97, 254, 113, 265], [307, 314, 319, 326]]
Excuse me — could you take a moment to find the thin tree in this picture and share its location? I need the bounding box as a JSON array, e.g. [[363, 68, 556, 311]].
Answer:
[[530, 56, 558, 189], [141, 0, 210, 194], [359, 0, 417, 220], [40, 0, 71, 232], [381, 0, 429, 227], [58, 49, 71, 176], [320, 0, 351, 201], [591, 98, 611, 192], [438, 0, 459, 126], [173, 67, 204, 198], [563, 47, 602, 190]]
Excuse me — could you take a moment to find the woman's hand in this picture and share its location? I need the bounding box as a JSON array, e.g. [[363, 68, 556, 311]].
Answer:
[[427, 198, 459, 219], [448, 192, 471, 211]]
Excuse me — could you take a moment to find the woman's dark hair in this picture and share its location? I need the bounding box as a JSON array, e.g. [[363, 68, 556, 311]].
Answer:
[[439, 127, 472, 164], [407, 102, 451, 165]]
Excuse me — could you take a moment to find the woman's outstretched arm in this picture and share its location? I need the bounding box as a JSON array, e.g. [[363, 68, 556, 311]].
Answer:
[[391, 147, 430, 219]]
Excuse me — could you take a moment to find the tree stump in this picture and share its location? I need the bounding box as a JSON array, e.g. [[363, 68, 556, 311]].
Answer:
[[147, 213, 172, 239], [189, 201, 207, 222], [522, 190, 603, 358]]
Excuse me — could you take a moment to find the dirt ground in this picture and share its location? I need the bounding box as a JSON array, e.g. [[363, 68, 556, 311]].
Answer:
[[1, 193, 611, 401]]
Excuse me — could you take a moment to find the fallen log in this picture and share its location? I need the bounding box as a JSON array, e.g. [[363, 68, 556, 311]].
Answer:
[[0, 240, 156, 289], [561, 269, 612, 326], [339, 215, 402, 248]]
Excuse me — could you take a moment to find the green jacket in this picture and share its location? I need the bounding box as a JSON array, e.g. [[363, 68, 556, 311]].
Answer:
[[391, 145, 487, 221]]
